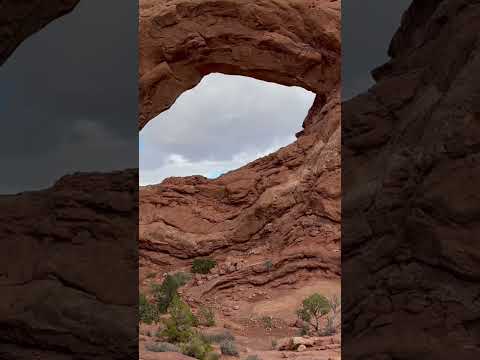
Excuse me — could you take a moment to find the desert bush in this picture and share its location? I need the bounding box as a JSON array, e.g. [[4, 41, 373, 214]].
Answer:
[[152, 273, 188, 314], [192, 258, 217, 274], [152, 275, 179, 314], [197, 306, 216, 327], [325, 294, 340, 335], [298, 323, 309, 336], [172, 271, 192, 286], [139, 293, 158, 324], [264, 260, 273, 272], [201, 330, 235, 344], [145, 342, 180, 353], [161, 296, 197, 343], [323, 315, 336, 336], [181, 333, 213, 360], [329, 294, 340, 315], [261, 316, 273, 330], [245, 356, 261, 360], [220, 340, 239, 357], [271, 339, 277, 350]]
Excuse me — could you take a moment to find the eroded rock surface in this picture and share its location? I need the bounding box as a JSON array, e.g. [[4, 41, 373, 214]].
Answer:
[[343, 0, 480, 358], [0, 170, 138, 359], [139, 0, 340, 283], [139, 0, 340, 128]]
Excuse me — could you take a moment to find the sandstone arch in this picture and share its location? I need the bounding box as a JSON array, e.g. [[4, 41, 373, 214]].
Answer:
[[139, 0, 341, 129], [139, 0, 341, 301]]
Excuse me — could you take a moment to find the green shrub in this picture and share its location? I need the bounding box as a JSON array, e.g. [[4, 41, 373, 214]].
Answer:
[[191, 258, 217, 274], [171, 271, 192, 286], [246, 356, 261, 360], [162, 319, 193, 343], [161, 296, 197, 343], [198, 306, 216, 327], [145, 342, 180, 353], [152, 273, 188, 314], [201, 330, 234, 344], [220, 340, 239, 357], [181, 334, 213, 360], [271, 339, 277, 350], [140, 293, 158, 324]]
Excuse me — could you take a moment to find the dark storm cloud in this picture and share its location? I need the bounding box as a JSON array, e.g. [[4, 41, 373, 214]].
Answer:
[[342, 0, 413, 99], [0, 0, 138, 193]]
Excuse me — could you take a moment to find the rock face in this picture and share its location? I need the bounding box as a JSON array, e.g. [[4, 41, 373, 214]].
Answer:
[[139, 0, 340, 128], [139, 0, 341, 293], [343, 0, 480, 358], [0, 0, 80, 65], [0, 170, 138, 359]]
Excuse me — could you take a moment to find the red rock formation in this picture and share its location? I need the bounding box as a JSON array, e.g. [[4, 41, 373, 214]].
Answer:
[[0, 170, 138, 359], [139, 0, 340, 128], [0, 0, 80, 65], [343, 0, 480, 358], [139, 2, 341, 358], [139, 0, 341, 316]]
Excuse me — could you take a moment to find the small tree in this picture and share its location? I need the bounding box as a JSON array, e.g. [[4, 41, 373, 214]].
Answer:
[[296, 293, 331, 334]]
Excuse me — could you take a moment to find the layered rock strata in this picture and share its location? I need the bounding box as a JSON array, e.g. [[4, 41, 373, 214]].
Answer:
[[139, 0, 341, 292], [0, 170, 138, 359]]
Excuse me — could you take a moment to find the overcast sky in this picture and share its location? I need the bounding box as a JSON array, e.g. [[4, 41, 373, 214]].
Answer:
[[342, 0, 413, 99], [140, 1, 413, 185], [139, 74, 314, 185], [1, 1, 413, 192], [0, 0, 137, 194]]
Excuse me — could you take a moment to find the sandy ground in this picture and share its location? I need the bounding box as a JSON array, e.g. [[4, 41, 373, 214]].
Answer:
[[139, 266, 340, 360]]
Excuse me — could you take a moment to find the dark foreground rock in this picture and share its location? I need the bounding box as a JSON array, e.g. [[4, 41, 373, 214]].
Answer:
[[343, 0, 480, 358], [0, 170, 138, 359]]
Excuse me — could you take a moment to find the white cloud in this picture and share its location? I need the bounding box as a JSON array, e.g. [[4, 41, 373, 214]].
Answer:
[[140, 136, 295, 185], [140, 73, 314, 185]]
